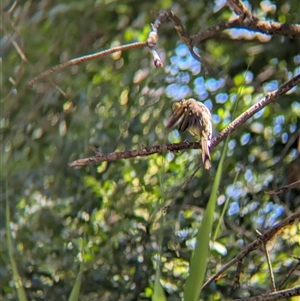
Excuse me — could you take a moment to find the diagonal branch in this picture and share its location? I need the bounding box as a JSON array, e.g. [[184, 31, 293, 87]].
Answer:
[[265, 180, 300, 195], [27, 8, 300, 87], [68, 73, 300, 167], [232, 286, 300, 301], [226, 0, 255, 20], [150, 9, 300, 69], [202, 210, 300, 290], [27, 42, 147, 87], [212, 73, 300, 147], [166, 11, 209, 74], [278, 258, 300, 289], [257, 230, 276, 292], [190, 18, 300, 45], [232, 259, 243, 290]]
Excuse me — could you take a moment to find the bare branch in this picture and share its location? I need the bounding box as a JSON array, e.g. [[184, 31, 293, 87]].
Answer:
[[68, 142, 197, 167], [148, 46, 163, 67], [163, 164, 202, 213], [202, 210, 300, 290], [151, 11, 209, 73], [166, 11, 209, 73], [278, 258, 300, 289], [68, 73, 300, 167], [27, 8, 300, 87], [147, 18, 165, 67], [232, 286, 300, 301], [10, 39, 28, 62], [257, 231, 276, 292], [265, 180, 300, 195], [166, 11, 192, 45], [27, 42, 147, 87], [28, 11, 169, 87], [190, 18, 239, 44], [212, 73, 300, 147], [240, 19, 300, 38], [232, 259, 243, 290], [149, 11, 169, 34], [272, 128, 300, 188], [188, 46, 209, 76], [226, 0, 255, 20], [191, 18, 300, 45]]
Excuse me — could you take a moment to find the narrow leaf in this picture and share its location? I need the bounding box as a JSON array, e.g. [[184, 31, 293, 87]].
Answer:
[[184, 138, 229, 301], [68, 263, 83, 301], [152, 268, 166, 301], [6, 181, 28, 301]]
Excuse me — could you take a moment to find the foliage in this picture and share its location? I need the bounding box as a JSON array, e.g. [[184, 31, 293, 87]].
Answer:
[[2, 0, 300, 300]]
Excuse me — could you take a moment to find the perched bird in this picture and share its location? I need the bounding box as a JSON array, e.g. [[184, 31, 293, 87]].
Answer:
[[166, 98, 212, 169]]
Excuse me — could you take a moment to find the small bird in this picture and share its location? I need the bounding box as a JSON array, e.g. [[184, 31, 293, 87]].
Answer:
[[166, 98, 212, 169]]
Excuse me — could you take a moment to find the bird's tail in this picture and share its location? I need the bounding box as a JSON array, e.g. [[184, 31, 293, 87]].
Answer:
[[201, 138, 211, 170]]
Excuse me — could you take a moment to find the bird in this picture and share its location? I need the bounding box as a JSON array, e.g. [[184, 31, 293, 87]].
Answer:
[[166, 98, 212, 169]]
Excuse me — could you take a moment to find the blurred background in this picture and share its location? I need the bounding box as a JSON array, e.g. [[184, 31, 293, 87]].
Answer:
[[2, 0, 300, 300]]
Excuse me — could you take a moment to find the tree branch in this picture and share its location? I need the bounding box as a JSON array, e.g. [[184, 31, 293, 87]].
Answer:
[[232, 286, 300, 301], [272, 128, 300, 190], [202, 210, 300, 290], [165, 11, 210, 74], [265, 180, 300, 195], [232, 259, 243, 290], [257, 230, 276, 292], [27, 42, 147, 87], [278, 258, 300, 289], [68, 73, 300, 167], [226, 0, 255, 20], [190, 18, 300, 45], [27, 7, 300, 87], [163, 164, 201, 213]]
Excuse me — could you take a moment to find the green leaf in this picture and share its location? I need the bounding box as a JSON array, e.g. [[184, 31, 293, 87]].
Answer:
[[152, 270, 166, 301], [6, 181, 28, 301], [68, 261, 83, 301], [183, 139, 229, 301]]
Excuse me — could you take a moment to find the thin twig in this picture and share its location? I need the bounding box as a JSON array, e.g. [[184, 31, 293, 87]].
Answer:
[[212, 73, 300, 147], [279, 128, 300, 164], [278, 258, 300, 289], [147, 19, 164, 67], [163, 164, 202, 213], [27, 42, 147, 87], [226, 0, 255, 20], [10, 39, 28, 62], [265, 180, 300, 195], [68, 73, 300, 167], [232, 286, 300, 301], [166, 11, 209, 73], [201, 210, 300, 290], [188, 46, 209, 76], [149, 47, 163, 67], [28, 13, 170, 87], [167, 11, 192, 45], [191, 18, 300, 45], [272, 128, 300, 190], [257, 230, 276, 292], [27, 8, 300, 87], [232, 259, 243, 290], [150, 11, 169, 34]]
